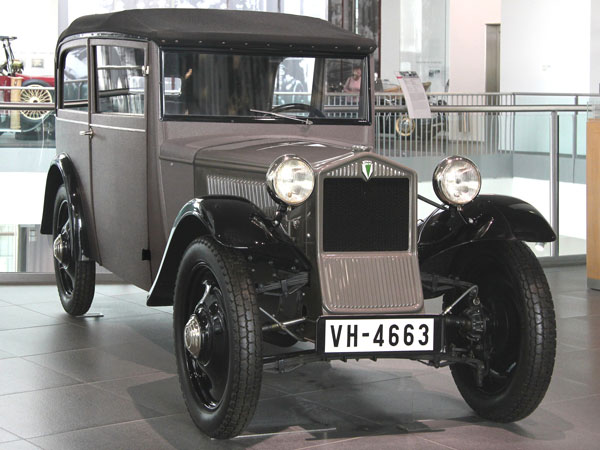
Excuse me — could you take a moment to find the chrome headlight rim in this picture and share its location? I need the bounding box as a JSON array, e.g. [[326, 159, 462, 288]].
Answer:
[[266, 154, 315, 207], [432, 156, 481, 206]]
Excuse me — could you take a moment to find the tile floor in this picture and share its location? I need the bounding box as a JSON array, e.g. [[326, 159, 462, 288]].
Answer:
[[0, 265, 597, 449]]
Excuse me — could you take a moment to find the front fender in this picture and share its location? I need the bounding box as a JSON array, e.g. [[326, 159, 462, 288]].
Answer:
[[147, 196, 309, 306], [40, 153, 92, 260], [418, 194, 555, 263]]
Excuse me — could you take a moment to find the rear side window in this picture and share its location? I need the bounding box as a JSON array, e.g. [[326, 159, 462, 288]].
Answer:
[[62, 47, 88, 110], [95, 45, 145, 115]]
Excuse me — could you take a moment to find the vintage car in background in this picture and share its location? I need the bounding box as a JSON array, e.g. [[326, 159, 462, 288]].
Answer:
[[41, 9, 557, 439], [0, 36, 55, 136]]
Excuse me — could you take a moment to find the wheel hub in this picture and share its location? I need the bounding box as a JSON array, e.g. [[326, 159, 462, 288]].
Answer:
[[184, 314, 203, 358], [53, 232, 70, 265]]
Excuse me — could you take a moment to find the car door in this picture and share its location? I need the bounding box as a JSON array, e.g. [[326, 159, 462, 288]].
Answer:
[[55, 40, 100, 258], [89, 39, 150, 289]]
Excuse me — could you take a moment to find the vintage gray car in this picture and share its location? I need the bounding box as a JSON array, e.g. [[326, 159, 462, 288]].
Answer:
[[41, 9, 557, 439]]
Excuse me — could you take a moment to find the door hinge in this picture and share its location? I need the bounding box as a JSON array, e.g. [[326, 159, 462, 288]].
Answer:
[[142, 249, 151, 261]]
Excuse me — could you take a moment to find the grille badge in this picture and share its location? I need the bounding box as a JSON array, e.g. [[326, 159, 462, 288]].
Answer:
[[361, 160, 374, 181]]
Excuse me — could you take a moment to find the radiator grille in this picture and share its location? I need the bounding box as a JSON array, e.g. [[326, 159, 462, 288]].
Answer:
[[320, 253, 423, 313], [322, 177, 410, 252]]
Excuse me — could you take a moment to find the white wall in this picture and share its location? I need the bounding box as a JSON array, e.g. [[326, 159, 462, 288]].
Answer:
[[591, 0, 600, 93], [2, 0, 58, 77], [380, 0, 402, 83], [500, 0, 591, 93], [448, 0, 500, 93]]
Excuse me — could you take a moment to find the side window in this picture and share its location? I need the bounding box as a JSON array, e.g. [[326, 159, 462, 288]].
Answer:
[[62, 47, 88, 110], [95, 45, 145, 115]]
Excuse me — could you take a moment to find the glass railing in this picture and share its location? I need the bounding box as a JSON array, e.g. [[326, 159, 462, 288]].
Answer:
[[0, 107, 56, 273], [0, 93, 593, 276]]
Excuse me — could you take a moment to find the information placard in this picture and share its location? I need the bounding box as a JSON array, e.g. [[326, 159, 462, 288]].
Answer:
[[395, 71, 432, 119]]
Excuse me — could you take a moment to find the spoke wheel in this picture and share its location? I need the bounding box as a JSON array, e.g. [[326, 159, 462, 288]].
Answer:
[[395, 114, 415, 138], [52, 185, 95, 316], [444, 241, 556, 422], [174, 237, 262, 439], [20, 81, 53, 120]]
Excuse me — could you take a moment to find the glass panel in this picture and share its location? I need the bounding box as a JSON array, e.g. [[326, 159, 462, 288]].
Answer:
[[96, 46, 145, 114], [63, 47, 88, 110], [0, 112, 56, 273], [162, 51, 368, 122], [558, 111, 587, 256]]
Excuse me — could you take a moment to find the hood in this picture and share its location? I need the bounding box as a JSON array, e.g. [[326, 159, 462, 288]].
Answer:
[[163, 136, 364, 173]]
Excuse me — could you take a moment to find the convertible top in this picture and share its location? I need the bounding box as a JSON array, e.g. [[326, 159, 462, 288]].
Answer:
[[59, 8, 377, 55]]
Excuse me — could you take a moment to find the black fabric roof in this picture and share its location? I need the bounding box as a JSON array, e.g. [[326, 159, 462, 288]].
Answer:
[[59, 9, 377, 54]]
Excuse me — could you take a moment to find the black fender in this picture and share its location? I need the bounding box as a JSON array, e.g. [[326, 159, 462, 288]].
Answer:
[[418, 194, 556, 265], [40, 153, 92, 260], [147, 196, 310, 306]]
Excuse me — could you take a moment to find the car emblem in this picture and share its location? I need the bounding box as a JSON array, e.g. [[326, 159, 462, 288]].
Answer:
[[361, 160, 374, 181]]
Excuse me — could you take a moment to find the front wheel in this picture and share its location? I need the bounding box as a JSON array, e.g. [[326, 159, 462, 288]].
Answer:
[[174, 237, 263, 439], [445, 241, 556, 422]]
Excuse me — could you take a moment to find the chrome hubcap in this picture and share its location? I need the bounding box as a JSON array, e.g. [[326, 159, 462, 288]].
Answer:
[[53, 233, 68, 265], [184, 314, 203, 358]]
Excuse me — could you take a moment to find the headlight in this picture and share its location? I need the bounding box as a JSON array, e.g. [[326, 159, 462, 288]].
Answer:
[[266, 155, 315, 206], [433, 156, 481, 206]]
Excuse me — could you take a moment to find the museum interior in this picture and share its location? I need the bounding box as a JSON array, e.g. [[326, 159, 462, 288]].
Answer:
[[0, 0, 599, 448]]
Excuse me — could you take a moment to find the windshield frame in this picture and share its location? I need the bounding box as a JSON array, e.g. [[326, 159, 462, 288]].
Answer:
[[159, 47, 371, 126]]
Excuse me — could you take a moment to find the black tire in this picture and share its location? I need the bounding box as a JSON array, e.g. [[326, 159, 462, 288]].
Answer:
[[444, 241, 556, 422], [173, 237, 263, 439], [52, 185, 95, 316]]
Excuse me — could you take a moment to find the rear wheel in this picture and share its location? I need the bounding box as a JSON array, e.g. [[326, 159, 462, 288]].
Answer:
[[173, 237, 262, 439], [444, 241, 556, 422], [52, 185, 95, 316]]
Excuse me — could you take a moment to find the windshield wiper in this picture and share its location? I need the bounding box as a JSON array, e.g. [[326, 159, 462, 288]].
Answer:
[[250, 109, 312, 126]]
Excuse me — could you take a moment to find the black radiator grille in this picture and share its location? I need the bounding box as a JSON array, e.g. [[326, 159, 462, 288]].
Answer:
[[322, 177, 410, 252]]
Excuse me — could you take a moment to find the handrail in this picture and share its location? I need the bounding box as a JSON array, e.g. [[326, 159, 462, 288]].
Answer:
[[0, 102, 54, 110], [0, 102, 590, 113]]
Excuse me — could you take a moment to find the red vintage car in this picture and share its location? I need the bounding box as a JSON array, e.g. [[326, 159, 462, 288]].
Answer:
[[1, 36, 54, 134]]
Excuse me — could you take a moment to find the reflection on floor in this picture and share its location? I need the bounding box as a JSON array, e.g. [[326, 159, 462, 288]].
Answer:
[[0, 265, 598, 449]]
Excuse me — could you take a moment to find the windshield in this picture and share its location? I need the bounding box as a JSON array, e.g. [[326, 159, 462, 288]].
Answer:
[[162, 51, 369, 123]]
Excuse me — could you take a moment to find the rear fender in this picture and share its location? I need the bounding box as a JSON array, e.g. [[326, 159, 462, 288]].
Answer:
[[40, 153, 92, 260]]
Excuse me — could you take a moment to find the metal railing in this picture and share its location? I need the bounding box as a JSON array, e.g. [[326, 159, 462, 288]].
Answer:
[[1, 92, 595, 273]]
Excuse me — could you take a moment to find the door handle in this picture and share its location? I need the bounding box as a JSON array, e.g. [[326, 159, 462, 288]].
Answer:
[[79, 129, 94, 137]]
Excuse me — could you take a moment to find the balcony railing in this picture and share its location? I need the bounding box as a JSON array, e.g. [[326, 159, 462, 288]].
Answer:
[[1, 91, 595, 278]]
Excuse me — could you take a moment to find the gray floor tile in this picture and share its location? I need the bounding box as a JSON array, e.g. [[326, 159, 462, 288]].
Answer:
[[25, 347, 161, 383], [262, 360, 403, 395], [0, 321, 146, 357], [0, 384, 161, 439], [108, 292, 151, 306], [0, 286, 60, 305], [91, 373, 186, 415], [1, 267, 599, 448], [0, 428, 19, 444], [0, 358, 79, 396], [0, 441, 41, 450], [0, 306, 64, 331], [95, 284, 146, 296], [553, 293, 600, 318], [552, 348, 600, 392], [0, 350, 15, 360], [30, 414, 234, 450], [0, 324, 99, 357], [557, 316, 600, 350]]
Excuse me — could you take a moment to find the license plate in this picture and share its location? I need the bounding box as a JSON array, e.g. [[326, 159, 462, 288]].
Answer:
[[317, 316, 438, 355]]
